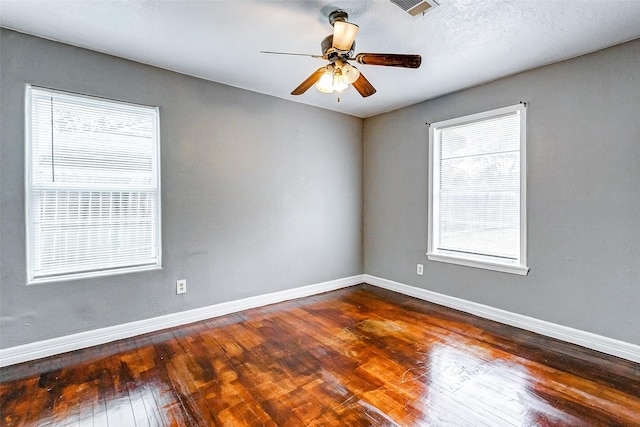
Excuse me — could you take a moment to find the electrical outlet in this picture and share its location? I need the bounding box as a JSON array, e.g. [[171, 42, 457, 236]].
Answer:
[[417, 264, 424, 275], [176, 279, 187, 294]]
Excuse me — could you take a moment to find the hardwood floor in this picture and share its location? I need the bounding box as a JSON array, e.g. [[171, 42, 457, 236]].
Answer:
[[1, 285, 639, 426]]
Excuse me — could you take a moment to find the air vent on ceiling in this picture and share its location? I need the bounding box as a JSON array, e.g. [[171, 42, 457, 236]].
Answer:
[[390, 0, 439, 16]]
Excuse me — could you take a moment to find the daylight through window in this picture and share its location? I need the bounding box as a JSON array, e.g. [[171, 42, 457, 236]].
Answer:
[[428, 103, 528, 275], [26, 86, 161, 283]]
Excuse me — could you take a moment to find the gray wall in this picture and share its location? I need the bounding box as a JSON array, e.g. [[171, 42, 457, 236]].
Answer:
[[0, 29, 363, 348], [2, 28, 639, 351], [364, 39, 640, 344]]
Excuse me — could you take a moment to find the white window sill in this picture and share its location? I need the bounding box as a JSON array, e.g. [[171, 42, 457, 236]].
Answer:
[[427, 253, 529, 276], [27, 265, 162, 285]]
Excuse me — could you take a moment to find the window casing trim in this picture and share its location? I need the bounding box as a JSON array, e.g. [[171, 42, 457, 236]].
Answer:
[[24, 84, 162, 284], [427, 103, 529, 275]]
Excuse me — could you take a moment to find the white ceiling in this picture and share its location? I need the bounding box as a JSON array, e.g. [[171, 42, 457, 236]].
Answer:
[[2, 0, 640, 118]]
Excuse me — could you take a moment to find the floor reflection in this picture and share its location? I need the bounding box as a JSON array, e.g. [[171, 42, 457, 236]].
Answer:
[[418, 343, 583, 425]]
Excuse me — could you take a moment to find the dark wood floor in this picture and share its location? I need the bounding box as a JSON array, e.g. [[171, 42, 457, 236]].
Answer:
[[1, 285, 639, 426]]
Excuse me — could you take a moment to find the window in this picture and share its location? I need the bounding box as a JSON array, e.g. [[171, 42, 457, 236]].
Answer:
[[25, 86, 161, 283], [428, 103, 528, 275]]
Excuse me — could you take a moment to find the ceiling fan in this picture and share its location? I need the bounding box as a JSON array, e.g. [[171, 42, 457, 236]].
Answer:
[[261, 10, 421, 98]]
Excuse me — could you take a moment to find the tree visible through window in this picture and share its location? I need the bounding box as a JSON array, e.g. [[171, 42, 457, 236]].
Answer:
[[26, 86, 161, 283], [428, 103, 528, 275]]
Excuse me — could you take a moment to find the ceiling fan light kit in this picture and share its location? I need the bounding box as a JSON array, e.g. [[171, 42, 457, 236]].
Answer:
[[315, 65, 343, 93], [263, 9, 421, 98], [314, 61, 356, 94]]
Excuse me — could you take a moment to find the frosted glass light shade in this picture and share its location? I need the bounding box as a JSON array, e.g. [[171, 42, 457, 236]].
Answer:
[[332, 21, 358, 51], [315, 72, 334, 93], [341, 63, 360, 84], [333, 75, 348, 92]]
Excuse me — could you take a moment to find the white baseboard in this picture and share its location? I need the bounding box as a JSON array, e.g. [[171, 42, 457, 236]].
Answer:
[[364, 274, 640, 364], [3, 274, 638, 367], [0, 275, 365, 367]]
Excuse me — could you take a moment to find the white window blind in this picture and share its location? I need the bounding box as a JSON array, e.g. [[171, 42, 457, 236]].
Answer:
[[428, 104, 528, 275], [26, 86, 161, 283]]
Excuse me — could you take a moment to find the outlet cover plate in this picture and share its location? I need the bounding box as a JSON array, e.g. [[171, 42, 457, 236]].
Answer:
[[176, 279, 187, 294]]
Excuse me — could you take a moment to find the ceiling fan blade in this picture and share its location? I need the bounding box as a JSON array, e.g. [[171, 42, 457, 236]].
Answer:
[[260, 51, 323, 58], [332, 21, 359, 51], [291, 67, 327, 95], [355, 53, 422, 68], [352, 71, 376, 97]]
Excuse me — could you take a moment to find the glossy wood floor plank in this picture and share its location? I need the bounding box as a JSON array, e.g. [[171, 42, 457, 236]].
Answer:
[[2, 285, 639, 426]]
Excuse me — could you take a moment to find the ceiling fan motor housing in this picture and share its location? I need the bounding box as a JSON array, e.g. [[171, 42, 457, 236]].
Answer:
[[321, 35, 355, 59]]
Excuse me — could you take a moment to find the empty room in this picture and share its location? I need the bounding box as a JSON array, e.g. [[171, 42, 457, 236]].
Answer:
[[1, 0, 639, 425]]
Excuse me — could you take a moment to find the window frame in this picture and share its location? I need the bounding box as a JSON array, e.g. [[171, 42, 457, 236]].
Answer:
[[427, 103, 529, 275], [25, 85, 162, 284]]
